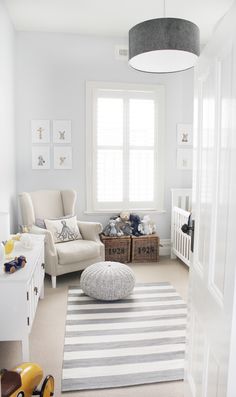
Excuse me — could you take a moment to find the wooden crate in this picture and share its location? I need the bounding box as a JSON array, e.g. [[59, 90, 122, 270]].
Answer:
[[100, 235, 131, 263], [131, 234, 160, 262]]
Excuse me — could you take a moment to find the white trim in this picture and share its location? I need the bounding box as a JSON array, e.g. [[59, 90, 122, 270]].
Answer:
[[86, 81, 165, 213], [184, 373, 196, 397], [83, 209, 166, 215], [159, 239, 171, 256]]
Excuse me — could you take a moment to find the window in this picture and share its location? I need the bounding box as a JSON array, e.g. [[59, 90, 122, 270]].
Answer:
[[86, 82, 165, 212]]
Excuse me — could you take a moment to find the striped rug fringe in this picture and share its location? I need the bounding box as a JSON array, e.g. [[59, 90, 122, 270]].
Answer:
[[62, 282, 187, 391]]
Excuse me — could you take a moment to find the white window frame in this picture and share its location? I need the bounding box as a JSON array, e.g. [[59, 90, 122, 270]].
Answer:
[[86, 81, 165, 213]]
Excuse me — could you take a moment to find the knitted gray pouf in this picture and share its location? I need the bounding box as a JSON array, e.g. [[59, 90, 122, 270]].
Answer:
[[80, 261, 136, 301]]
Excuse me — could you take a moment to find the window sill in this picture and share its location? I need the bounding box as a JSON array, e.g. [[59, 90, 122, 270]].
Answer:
[[84, 209, 167, 215]]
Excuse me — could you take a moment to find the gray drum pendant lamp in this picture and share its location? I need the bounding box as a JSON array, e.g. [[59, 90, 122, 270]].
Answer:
[[128, 1, 200, 73]]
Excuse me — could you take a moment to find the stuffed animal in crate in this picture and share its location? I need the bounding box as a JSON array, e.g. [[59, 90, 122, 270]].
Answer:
[[103, 219, 125, 237], [119, 212, 133, 235], [119, 211, 130, 222], [120, 222, 132, 236], [103, 219, 117, 237], [112, 217, 124, 237], [129, 213, 142, 236], [139, 215, 157, 235]]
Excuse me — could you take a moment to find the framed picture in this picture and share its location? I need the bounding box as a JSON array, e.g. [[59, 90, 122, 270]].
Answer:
[[32, 146, 50, 169], [54, 146, 72, 169], [31, 120, 50, 143], [177, 149, 193, 170], [53, 120, 71, 143], [177, 123, 193, 146]]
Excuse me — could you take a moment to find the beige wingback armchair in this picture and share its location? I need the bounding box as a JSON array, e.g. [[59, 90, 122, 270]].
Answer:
[[18, 190, 104, 288]]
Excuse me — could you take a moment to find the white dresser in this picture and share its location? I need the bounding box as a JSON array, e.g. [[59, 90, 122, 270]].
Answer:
[[0, 234, 45, 361]]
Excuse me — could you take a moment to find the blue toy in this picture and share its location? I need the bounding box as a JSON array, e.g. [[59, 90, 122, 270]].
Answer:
[[130, 213, 142, 236], [4, 256, 27, 273]]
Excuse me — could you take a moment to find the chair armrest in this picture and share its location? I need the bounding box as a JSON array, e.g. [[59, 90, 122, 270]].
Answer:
[[77, 221, 103, 243], [30, 225, 57, 256]]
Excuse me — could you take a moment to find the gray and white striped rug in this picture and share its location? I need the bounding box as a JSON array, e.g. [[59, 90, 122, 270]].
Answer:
[[62, 282, 187, 392]]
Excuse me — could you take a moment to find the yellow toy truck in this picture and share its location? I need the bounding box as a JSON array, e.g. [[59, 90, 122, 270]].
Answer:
[[1, 362, 54, 397]]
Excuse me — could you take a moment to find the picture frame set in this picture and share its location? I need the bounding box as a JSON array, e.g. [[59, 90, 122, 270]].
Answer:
[[176, 123, 193, 170], [31, 120, 72, 170]]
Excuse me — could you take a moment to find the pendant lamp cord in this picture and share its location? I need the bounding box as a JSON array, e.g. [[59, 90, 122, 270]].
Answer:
[[163, 0, 166, 17]]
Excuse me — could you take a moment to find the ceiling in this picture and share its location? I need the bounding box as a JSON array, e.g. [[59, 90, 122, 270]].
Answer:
[[4, 0, 234, 46]]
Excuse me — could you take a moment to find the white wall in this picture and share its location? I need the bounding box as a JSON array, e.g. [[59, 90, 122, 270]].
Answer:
[[16, 32, 193, 239], [0, 1, 16, 231]]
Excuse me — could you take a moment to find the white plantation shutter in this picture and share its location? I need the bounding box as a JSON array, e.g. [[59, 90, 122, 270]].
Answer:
[[97, 150, 123, 202], [129, 150, 154, 202], [97, 98, 123, 146], [86, 82, 165, 212], [129, 99, 155, 147]]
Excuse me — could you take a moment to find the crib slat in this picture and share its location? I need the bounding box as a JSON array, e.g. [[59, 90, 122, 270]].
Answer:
[[171, 199, 191, 267]]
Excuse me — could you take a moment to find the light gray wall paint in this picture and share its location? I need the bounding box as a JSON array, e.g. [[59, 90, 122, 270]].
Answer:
[[16, 32, 193, 238], [0, 2, 16, 231]]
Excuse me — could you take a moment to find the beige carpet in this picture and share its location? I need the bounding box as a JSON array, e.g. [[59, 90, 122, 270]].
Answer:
[[0, 257, 188, 397]]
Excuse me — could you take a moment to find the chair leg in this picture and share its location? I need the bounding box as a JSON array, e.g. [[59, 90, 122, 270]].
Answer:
[[51, 276, 56, 288]]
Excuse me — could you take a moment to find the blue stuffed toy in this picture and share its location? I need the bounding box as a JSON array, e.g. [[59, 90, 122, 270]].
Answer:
[[130, 213, 142, 236]]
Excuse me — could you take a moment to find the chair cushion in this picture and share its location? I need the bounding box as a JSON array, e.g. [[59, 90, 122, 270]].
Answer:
[[45, 216, 82, 243], [35, 218, 46, 229], [30, 190, 64, 219], [56, 240, 100, 265], [35, 215, 74, 230]]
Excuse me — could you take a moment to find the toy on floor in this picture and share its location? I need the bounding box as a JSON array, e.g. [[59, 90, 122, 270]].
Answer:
[[4, 256, 27, 273], [0, 362, 54, 397]]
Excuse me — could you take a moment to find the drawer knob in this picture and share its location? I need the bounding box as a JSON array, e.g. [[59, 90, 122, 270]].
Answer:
[[34, 286, 38, 295], [41, 263, 45, 269]]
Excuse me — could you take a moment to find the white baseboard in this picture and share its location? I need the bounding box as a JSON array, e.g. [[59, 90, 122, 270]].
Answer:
[[184, 373, 195, 397], [159, 239, 171, 256]]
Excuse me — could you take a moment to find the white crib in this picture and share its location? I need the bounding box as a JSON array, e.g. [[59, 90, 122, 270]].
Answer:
[[171, 188, 192, 267]]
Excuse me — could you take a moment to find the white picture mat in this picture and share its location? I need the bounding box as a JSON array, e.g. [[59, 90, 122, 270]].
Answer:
[[177, 148, 193, 170], [54, 146, 72, 169], [31, 120, 50, 143], [177, 123, 193, 146], [53, 120, 72, 143], [32, 146, 50, 169]]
